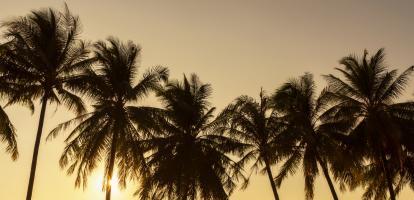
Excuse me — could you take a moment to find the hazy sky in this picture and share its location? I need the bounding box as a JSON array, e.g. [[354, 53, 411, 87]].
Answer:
[[0, 0, 414, 199]]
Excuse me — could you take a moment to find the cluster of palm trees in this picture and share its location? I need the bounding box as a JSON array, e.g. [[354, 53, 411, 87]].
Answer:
[[0, 5, 414, 200]]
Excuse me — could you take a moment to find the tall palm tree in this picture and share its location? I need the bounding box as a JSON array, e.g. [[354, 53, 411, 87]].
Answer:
[[0, 5, 94, 200], [323, 48, 414, 200], [137, 74, 246, 200], [272, 73, 345, 200], [47, 38, 169, 200], [218, 89, 281, 200]]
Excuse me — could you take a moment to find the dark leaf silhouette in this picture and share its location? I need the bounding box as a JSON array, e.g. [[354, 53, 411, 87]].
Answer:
[[0, 4, 94, 200], [323, 48, 414, 200], [137, 74, 245, 200], [47, 37, 169, 200]]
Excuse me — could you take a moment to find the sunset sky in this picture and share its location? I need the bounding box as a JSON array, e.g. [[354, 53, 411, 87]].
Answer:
[[1, 0, 414, 199]]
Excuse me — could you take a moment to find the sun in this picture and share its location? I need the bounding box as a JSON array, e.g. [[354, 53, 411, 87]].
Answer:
[[94, 173, 121, 196]]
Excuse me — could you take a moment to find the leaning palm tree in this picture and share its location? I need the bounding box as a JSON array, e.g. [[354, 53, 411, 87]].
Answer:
[[218, 89, 281, 200], [47, 38, 168, 200], [0, 5, 94, 200], [323, 48, 414, 200], [137, 74, 246, 200], [272, 73, 346, 200]]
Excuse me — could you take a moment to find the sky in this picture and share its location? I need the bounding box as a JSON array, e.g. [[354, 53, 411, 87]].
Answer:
[[0, 0, 414, 199]]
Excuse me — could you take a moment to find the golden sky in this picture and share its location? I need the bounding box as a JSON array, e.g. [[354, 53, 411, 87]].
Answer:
[[0, 0, 414, 199]]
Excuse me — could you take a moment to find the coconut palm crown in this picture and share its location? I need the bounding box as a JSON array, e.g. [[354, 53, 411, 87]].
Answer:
[[137, 74, 246, 200], [218, 89, 282, 200], [272, 73, 351, 200], [323, 48, 414, 200], [0, 5, 94, 200], [47, 37, 169, 200]]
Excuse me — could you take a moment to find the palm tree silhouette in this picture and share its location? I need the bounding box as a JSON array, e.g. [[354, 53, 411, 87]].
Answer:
[[47, 37, 168, 200], [272, 73, 343, 200], [0, 5, 94, 200], [137, 74, 246, 200], [218, 89, 281, 200], [323, 48, 414, 200]]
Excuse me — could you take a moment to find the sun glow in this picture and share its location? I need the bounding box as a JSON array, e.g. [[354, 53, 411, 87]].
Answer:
[[94, 174, 121, 197]]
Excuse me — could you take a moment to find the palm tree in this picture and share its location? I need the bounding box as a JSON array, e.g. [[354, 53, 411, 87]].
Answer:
[[272, 73, 345, 200], [47, 38, 168, 200], [322, 48, 414, 200], [218, 89, 281, 200], [0, 5, 94, 200], [137, 74, 246, 200]]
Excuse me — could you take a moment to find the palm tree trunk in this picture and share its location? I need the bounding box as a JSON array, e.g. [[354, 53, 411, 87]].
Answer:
[[381, 151, 396, 200], [318, 158, 339, 200], [105, 132, 118, 200], [264, 157, 280, 200], [26, 97, 48, 200]]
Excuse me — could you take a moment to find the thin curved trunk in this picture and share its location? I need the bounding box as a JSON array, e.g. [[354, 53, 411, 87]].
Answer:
[[381, 151, 396, 200], [264, 156, 280, 200], [105, 132, 118, 200], [318, 158, 339, 200], [26, 97, 48, 200]]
